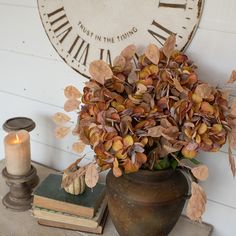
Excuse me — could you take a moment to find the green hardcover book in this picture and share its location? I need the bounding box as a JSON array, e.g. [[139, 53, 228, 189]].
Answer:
[[33, 174, 106, 218]]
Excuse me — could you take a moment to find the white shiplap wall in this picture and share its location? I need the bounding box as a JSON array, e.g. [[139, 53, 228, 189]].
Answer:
[[0, 1, 236, 235]]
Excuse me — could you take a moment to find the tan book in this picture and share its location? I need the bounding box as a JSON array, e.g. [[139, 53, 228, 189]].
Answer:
[[38, 207, 109, 235], [33, 198, 107, 228], [33, 174, 106, 218]]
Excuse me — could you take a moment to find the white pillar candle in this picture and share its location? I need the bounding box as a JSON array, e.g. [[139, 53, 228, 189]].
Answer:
[[4, 130, 31, 176]]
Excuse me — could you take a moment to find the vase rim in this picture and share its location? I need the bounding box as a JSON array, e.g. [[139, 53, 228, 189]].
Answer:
[[122, 168, 177, 183], [125, 168, 175, 175]]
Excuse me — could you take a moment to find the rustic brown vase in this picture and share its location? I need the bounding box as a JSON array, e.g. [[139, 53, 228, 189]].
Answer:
[[106, 169, 189, 236]]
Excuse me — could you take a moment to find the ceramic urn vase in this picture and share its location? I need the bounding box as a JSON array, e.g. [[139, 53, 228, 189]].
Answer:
[[106, 169, 189, 236]]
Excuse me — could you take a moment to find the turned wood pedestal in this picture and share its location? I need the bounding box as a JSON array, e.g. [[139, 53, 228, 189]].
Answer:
[[2, 165, 39, 211]]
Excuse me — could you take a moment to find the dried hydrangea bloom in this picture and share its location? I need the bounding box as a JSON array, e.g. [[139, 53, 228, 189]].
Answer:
[[75, 35, 236, 177]]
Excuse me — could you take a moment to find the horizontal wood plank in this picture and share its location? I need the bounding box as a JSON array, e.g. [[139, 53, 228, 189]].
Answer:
[[0, 50, 86, 107], [0, 5, 58, 59], [30, 140, 94, 171], [202, 200, 236, 236], [199, 0, 236, 34], [187, 29, 236, 94], [0, 0, 36, 8], [198, 152, 236, 209]]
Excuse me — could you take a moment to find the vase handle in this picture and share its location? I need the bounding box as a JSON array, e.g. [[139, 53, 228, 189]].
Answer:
[[180, 168, 198, 200], [184, 193, 192, 200]]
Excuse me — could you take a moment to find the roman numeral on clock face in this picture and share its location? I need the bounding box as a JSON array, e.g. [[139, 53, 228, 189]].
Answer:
[[132, 53, 139, 69], [158, 1, 187, 9], [148, 20, 175, 46], [68, 35, 90, 66], [100, 49, 112, 66], [47, 7, 72, 43]]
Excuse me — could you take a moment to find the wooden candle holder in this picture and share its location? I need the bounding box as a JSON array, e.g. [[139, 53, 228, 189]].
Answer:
[[2, 165, 39, 211]]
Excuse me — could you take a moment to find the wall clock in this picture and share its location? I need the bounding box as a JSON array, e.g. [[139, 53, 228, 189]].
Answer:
[[38, 0, 204, 78]]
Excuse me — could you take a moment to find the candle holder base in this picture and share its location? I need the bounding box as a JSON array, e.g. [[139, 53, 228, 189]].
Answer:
[[1, 165, 39, 212]]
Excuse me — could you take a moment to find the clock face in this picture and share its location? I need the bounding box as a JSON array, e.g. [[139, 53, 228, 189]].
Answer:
[[38, 0, 204, 78]]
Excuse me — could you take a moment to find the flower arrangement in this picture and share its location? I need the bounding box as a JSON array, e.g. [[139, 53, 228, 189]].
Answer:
[[53, 35, 236, 222]]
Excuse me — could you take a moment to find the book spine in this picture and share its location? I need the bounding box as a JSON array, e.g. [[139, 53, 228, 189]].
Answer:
[[33, 196, 94, 218], [33, 209, 98, 228], [37, 219, 103, 234]]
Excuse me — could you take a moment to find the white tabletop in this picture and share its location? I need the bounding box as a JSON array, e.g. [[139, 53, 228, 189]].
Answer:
[[0, 160, 213, 236]]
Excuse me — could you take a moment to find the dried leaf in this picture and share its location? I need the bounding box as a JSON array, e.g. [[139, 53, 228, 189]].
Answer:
[[113, 55, 126, 70], [128, 71, 138, 84], [179, 159, 198, 169], [123, 135, 134, 147], [200, 101, 214, 115], [84, 81, 101, 91], [121, 44, 136, 59], [163, 35, 176, 59], [227, 70, 236, 84], [186, 182, 207, 222], [145, 44, 160, 65], [113, 167, 122, 177], [85, 163, 99, 188], [52, 112, 71, 125], [112, 140, 123, 152], [228, 146, 236, 177], [64, 85, 82, 99], [120, 116, 132, 135], [160, 118, 172, 128], [72, 141, 86, 153], [162, 139, 182, 154], [173, 78, 184, 93], [162, 126, 179, 141], [55, 127, 70, 139], [64, 99, 80, 112], [136, 153, 147, 165], [185, 142, 199, 151], [181, 146, 197, 159], [123, 60, 133, 74], [89, 60, 113, 85], [63, 157, 85, 175], [133, 143, 145, 153], [230, 98, 236, 116], [147, 126, 164, 138], [123, 159, 139, 173], [136, 83, 147, 95], [191, 165, 209, 181], [113, 157, 119, 168], [194, 84, 212, 99]]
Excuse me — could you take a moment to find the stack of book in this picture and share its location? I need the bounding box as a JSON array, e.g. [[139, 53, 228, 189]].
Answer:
[[32, 174, 108, 234]]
